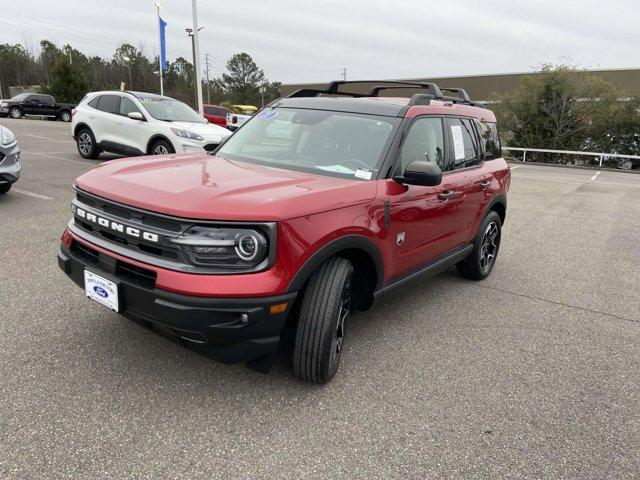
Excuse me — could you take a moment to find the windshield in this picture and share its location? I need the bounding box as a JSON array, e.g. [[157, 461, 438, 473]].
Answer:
[[11, 93, 30, 101], [216, 108, 398, 180], [136, 96, 205, 123]]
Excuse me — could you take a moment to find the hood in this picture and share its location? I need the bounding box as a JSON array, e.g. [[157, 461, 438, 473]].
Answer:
[[171, 121, 231, 140], [75, 155, 378, 221]]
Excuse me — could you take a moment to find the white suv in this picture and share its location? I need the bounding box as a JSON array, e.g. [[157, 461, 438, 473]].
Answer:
[[72, 91, 232, 159]]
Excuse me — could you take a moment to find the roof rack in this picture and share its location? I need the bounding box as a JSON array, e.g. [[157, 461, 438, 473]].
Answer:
[[287, 80, 479, 106]]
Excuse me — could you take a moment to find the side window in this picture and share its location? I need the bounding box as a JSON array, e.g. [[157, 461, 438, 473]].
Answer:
[[118, 97, 141, 117], [96, 95, 119, 114], [204, 106, 215, 115], [88, 96, 100, 109], [397, 117, 445, 174], [481, 121, 502, 160], [43, 95, 55, 104], [447, 118, 481, 170]]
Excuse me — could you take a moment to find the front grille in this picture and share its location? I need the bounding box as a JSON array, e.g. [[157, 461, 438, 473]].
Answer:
[[71, 240, 157, 290]]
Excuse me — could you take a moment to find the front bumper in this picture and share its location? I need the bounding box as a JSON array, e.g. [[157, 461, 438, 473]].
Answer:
[[0, 143, 21, 184], [57, 241, 297, 364]]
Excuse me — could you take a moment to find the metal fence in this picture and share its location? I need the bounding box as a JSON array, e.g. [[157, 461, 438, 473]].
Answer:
[[503, 147, 640, 170]]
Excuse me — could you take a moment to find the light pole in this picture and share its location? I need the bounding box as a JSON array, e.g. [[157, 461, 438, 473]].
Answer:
[[123, 55, 133, 89], [185, 27, 203, 109], [191, 0, 204, 116]]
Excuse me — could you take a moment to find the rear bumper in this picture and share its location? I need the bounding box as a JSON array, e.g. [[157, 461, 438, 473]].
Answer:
[[57, 243, 297, 364]]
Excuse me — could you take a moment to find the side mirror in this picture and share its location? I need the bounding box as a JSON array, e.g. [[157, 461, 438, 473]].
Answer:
[[394, 160, 442, 187], [128, 111, 145, 121]]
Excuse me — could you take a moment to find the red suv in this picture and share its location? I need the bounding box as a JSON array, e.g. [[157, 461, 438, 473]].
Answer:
[[203, 104, 232, 127], [57, 81, 510, 383]]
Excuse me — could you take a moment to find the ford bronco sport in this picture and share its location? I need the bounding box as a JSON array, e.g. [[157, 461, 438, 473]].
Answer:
[[57, 81, 510, 383]]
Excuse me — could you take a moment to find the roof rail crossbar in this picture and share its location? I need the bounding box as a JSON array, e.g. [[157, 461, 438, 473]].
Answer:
[[407, 93, 435, 106], [366, 83, 443, 98], [287, 87, 368, 98], [439, 87, 471, 103]]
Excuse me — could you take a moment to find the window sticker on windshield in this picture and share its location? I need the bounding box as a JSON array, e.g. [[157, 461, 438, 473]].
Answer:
[[316, 165, 355, 174], [257, 110, 277, 119], [355, 169, 372, 180], [451, 125, 465, 160]]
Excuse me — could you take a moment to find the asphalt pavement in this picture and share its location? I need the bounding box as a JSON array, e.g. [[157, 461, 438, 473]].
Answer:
[[1, 118, 639, 479]]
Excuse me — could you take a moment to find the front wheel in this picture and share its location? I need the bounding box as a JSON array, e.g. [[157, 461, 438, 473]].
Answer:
[[149, 139, 173, 155], [0, 183, 12, 194], [457, 210, 502, 280], [8, 107, 22, 119], [293, 257, 354, 383]]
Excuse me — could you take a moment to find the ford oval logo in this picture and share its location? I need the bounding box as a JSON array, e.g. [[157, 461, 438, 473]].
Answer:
[[94, 286, 108, 298]]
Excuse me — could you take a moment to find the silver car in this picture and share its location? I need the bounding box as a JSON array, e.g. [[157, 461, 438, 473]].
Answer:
[[0, 125, 20, 194]]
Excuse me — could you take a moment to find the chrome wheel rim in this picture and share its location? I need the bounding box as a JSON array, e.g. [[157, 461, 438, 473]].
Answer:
[[153, 144, 169, 155], [78, 133, 92, 156], [480, 222, 499, 270], [10, 109, 20, 118], [330, 275, 352, 365], [61, 112, 70, 122]]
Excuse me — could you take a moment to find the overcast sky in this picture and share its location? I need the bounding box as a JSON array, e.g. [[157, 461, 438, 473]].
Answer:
[[3, 0, 639, 84]]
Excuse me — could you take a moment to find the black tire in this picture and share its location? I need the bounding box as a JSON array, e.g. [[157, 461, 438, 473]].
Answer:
[[149, 139, 174, 155], [8, 107, 22, 119], [457, 210, 502, 280], [76, 128, 99, 159], [293, 257, 354, 383], [59, 110, 72, 122], [0, 183, 12, 194]]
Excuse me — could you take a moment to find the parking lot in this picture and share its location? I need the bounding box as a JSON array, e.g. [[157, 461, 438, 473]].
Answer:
[[1, 118, 639, 478]]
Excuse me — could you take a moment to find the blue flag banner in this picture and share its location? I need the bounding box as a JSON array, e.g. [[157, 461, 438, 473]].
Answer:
[[159, 17, 168, 71]]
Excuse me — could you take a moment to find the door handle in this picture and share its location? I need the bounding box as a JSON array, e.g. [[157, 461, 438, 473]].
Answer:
[[437, 191, 456, 201], [115, 121, 124, 126], [88, 115, 96, 119], [480, 180, 492, 190]]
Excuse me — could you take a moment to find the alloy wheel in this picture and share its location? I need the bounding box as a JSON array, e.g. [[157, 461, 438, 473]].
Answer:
[[153, 144, 169, 155], [480, 221, 499, 270], [10, 109, 21, 119], [78, 133, 92, 156], [330, 275, 352, 366], [61, 112, 71, 122]]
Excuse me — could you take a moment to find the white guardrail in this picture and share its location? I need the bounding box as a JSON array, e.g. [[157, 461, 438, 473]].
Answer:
[[503, 147, 640, 168]]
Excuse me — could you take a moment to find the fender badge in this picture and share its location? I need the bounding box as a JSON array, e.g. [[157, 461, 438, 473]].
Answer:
[[396, 232, 405, 246]]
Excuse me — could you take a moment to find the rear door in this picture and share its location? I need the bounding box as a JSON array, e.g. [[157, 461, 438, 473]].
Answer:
[[386, 116, 460, 278], [91, 94, 121, 144], [38, 95, 57, 117], [444, 117, 491, 244], [22, 95, 38, 115]]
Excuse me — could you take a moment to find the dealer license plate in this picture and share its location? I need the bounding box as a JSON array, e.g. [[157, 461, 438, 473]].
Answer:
[[84, 270, 119, 312]]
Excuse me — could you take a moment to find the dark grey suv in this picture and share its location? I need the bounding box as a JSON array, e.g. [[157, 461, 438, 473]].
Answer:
[[0, 125, 21, 194]]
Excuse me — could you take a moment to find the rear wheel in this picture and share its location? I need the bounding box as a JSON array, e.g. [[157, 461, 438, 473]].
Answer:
[[457, 210, 502, 280], [0, 183, 12, 194], [59, 110, 72, 122], [76, 128, 99, 159], [293, 257, 354, 383], [8, 107, 22, 119], [150, 139, 173, 155]]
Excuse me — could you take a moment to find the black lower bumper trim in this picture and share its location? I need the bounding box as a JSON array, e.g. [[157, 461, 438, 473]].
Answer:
[[58, 244, 297, 364]]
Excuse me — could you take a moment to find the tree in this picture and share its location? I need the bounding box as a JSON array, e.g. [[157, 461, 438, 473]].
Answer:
[[45, 58, 89, 103], [220, 53, 264, 105]]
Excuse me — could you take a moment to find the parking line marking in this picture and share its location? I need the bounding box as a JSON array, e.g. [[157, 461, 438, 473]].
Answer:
[[31, 152, 98, 165], [590, 171, 601, 181], [510, 165, 522, 170], [12, 188, 53, 200], [24, 133, 54, 140]]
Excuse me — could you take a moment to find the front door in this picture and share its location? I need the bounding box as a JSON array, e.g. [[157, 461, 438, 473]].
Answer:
[[386, 116, 461, 279]]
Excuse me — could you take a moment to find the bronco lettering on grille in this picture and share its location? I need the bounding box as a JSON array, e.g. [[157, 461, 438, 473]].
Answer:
[[72, 205, 160, 243]]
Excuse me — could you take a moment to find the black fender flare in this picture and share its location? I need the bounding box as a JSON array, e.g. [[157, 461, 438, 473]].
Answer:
[[483, 194, 507, 223], [287, 234, 384, 293], [73, 122, 92, 139]]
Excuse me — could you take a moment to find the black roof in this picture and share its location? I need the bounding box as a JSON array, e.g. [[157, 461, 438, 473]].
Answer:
[[271, 96, 406, 117]]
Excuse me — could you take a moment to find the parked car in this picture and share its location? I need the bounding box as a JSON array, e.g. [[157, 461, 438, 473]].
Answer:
[[0, 93, 75, 122], [203, 104, 232, 127], [71, 91, 232, 159], [57, 81, 510, 383], [226, 104, 257, 131], [0, 125, 21, 194]]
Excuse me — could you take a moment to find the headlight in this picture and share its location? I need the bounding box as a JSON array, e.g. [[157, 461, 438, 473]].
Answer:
[[170, 128, 204, 141], [1, 127, 15, 146], [170, 226, 269, 268], [0, 102, 7, 108]]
